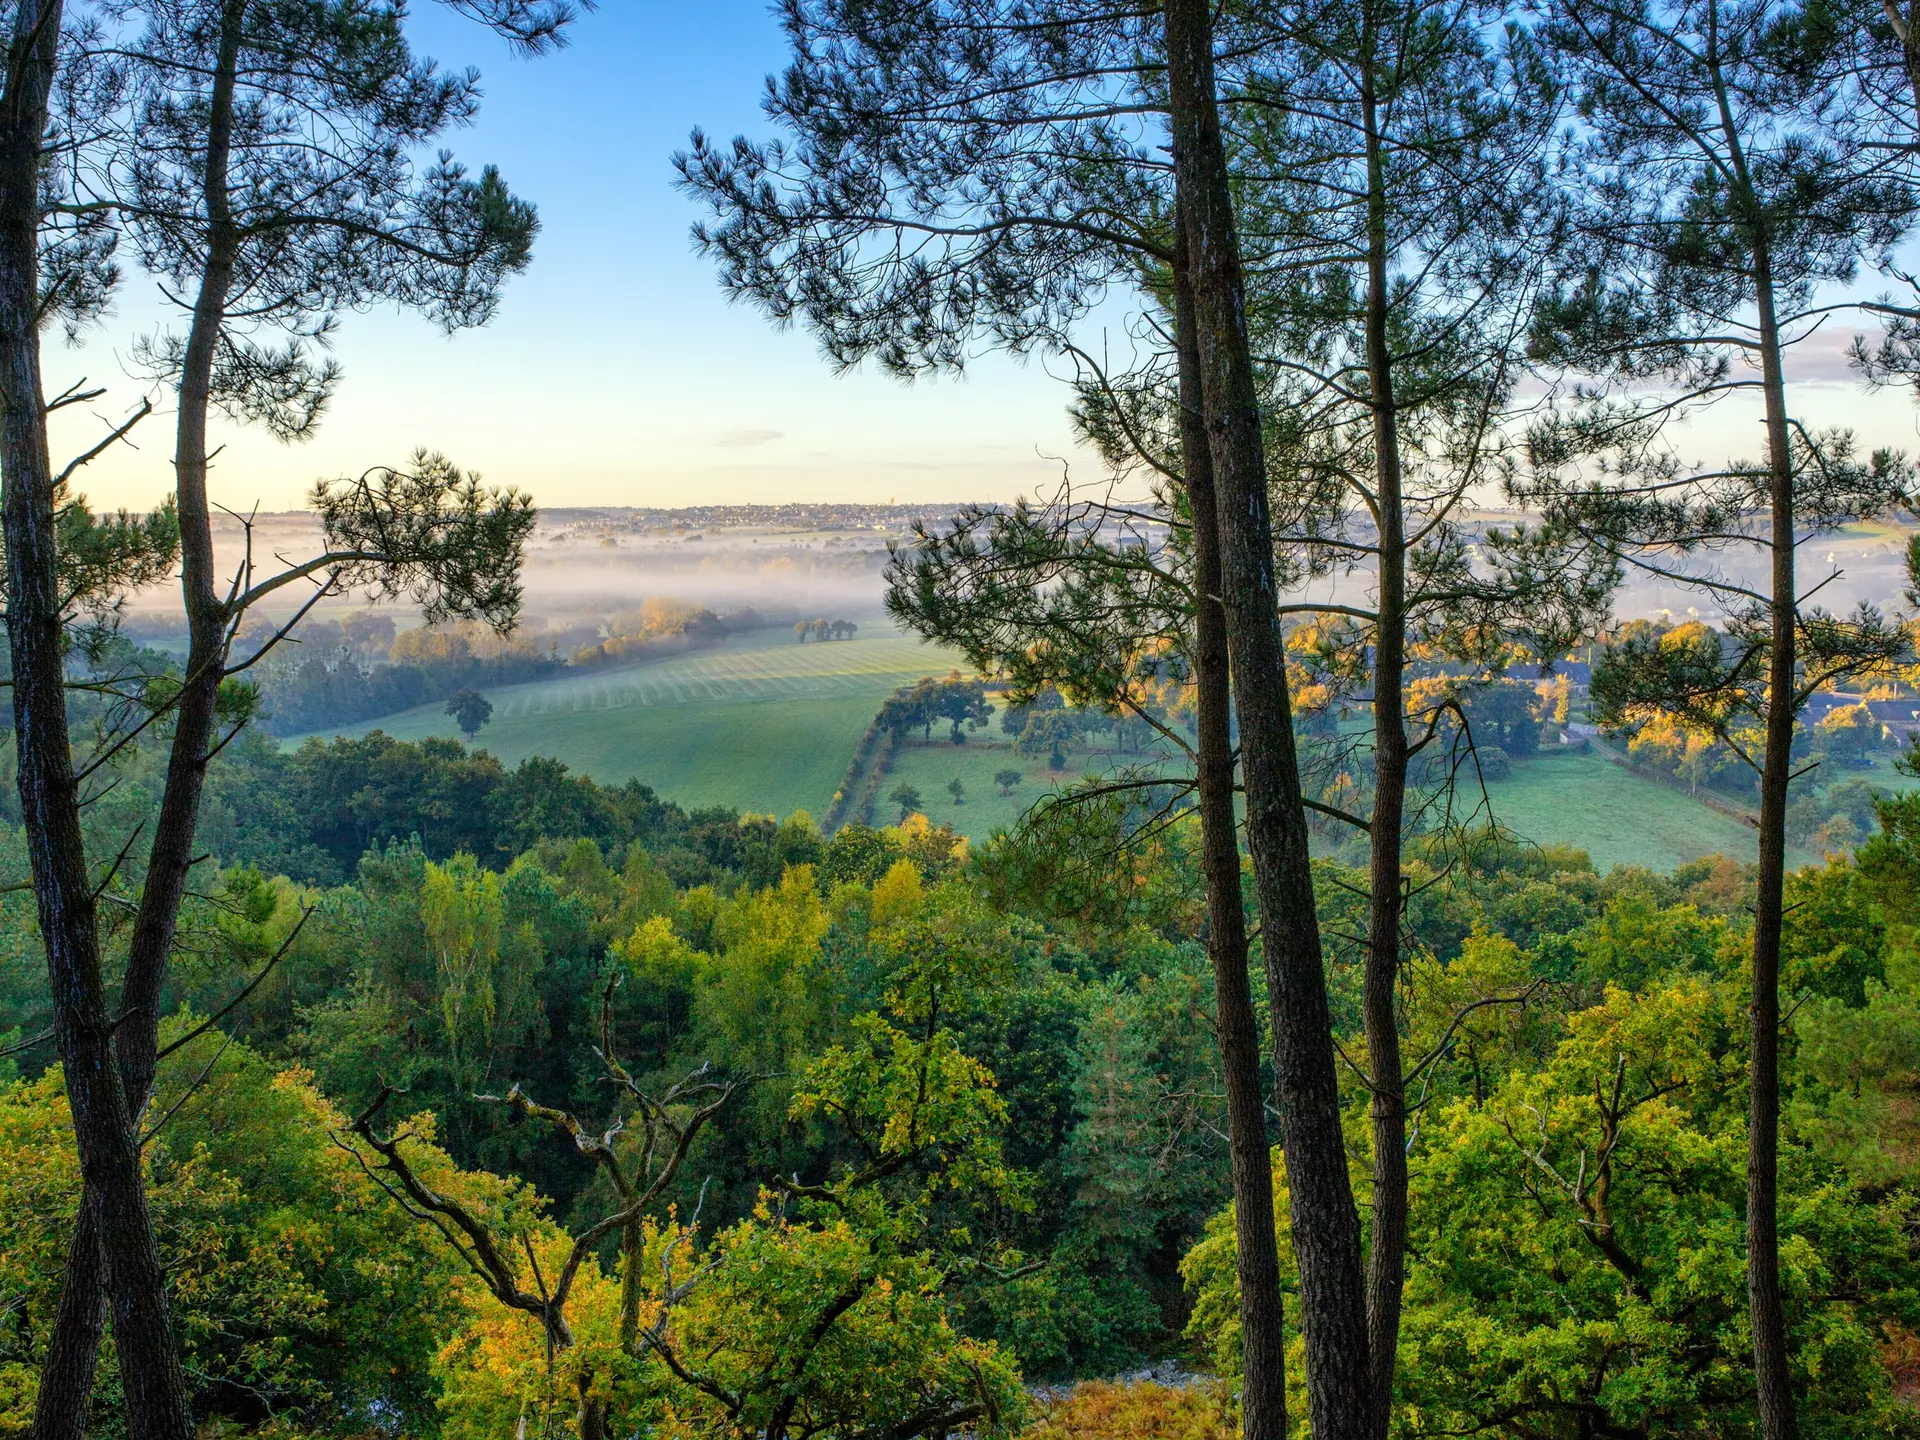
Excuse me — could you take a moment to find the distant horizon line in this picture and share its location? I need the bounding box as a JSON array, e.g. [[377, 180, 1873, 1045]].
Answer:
[[212, 498, 1565, 521]]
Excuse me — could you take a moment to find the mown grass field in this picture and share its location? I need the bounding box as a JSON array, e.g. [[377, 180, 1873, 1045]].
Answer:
[[288, 628, 963, 818], [1481, 747, 1816, 873], [293, 621, 1881, 871]]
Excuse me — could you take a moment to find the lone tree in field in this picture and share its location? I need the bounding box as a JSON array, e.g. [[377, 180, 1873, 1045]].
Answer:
[[947, 777, 965, 805], [995, 768, 1021, 797], [446, 687, 494, 740], [889, 783, 923, 821]]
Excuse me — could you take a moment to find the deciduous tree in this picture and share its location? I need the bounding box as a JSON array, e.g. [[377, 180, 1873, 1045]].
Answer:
[[447, 687, 494, 740]]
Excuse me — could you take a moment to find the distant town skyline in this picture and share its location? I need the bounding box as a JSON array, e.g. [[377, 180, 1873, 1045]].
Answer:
[[39, 2, 1920, 518]]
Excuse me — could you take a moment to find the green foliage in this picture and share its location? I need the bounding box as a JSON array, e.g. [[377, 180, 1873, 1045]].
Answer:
[[45, 494, 181, 653], [1017, 710, 1081, 771], [878, 674, 995, 744], [7, 717, 1920, 1433], [1395, 981, 1919, 1439], [0, 1039, 467, 1431], [1185, 976, 1920, 1438], [1791, 976, 1920, 1189], [312, 452, 536, 631], [446, 686, 494, 739], [648, 1199, 1025, 1440]]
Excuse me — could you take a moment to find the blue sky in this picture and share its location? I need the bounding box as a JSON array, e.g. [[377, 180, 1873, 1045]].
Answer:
[[43, 2, 1920, 516], [49, 2, 1102, 513]]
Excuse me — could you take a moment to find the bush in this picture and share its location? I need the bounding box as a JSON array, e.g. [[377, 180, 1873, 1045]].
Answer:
[[1027, 1382, 1237, 1440]]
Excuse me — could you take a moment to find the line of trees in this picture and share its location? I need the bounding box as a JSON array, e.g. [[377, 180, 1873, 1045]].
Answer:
[[877, 674, 993, 744], [679, 3, 1920, 1439]]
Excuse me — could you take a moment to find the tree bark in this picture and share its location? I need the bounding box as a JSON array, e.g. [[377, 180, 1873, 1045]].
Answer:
[[1747, 223, 1799, 1440], [1164, 4, 1372, 1437], [118, 0, 243, 1111], [1174, 225, 1288, 1440], [0, 2, 197, 1434], [1359, 35, 1409, 1440], [28, 1203, 104, 1440], [31, 3, 247, 1426]]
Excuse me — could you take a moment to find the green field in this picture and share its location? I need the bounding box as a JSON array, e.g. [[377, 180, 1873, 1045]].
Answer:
[[1480, 748, 1816, 873], [288, 628, 964, 818], [875, 736, 1152, 838], [1848, 751, 1920, 793], [902, 739, 1801, 871], [290, 625, 1886, 870]]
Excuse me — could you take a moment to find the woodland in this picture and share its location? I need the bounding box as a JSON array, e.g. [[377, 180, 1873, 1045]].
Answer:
[[3, 2, 1920, 1440]]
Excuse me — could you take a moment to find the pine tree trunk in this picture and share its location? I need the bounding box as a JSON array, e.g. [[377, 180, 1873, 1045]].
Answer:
[[1748, 226, 1799, 1440], [0, 4, 197, 1434], [31, 2, 248, 1423], [120, 0, 245, 1116], [29, 1204, 104, 1440], [1164, 4, 1372, 1436], [1359, 46, 1409, 1440], [1175, 228, 1288, 1440]]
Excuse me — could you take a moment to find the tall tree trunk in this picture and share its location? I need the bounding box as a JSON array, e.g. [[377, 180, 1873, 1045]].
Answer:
[[0, 3, 196, 1435], [1748, 226, 1799, 1440], [576, 1378, 607, 1440], [1164, 4, 1372, 1436], [1175, 225, 1288, 1440], [32, 4, 247, 1425], [29, 1206, 104, 1440], [1709, 31, 1799, 1424], [121, 0, 245, 1112], [1359, 38, 1409, 1440]]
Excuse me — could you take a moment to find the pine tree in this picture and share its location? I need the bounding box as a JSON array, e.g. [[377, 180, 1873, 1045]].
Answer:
[[1164, 4, 1371, 1432], [16, 3, 566, 1432], [1213, 3, 1618, 1421], [1525, 1, 1915, 1427], [678, 7, 1335, 1427]]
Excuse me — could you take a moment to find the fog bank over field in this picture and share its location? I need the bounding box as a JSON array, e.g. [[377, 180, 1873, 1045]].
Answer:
[[122, 503, 1920, 645], [131, 504, 960, 643], [1284, 514, 1920, 628]]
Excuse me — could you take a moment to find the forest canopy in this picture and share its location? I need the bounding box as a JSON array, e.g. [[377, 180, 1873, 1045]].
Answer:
[[3, 0, 1920, 1437]]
